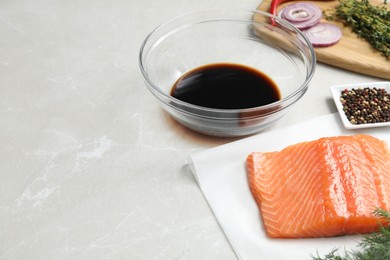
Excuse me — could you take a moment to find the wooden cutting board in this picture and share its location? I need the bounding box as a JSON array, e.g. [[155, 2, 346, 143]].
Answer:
[[257, 0, 390, 79]]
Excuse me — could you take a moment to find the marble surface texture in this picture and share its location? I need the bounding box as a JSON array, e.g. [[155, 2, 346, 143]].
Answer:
[[0, 0, 383, 259]]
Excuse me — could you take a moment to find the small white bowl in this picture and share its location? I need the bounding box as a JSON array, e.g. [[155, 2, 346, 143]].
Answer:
[[330, 81, 390, 129]]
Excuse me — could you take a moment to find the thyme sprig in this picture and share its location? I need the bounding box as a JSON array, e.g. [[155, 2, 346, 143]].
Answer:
[[311, 209, 390, 260], [324, 0, 390, 59]]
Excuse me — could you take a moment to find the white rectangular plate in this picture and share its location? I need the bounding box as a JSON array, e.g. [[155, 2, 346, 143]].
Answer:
[[189, 113, 390, 260], [330, 81, 390, 129]]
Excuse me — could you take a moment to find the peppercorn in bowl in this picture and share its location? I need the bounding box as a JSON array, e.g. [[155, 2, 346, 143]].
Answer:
[[330, 82, 390, 129]]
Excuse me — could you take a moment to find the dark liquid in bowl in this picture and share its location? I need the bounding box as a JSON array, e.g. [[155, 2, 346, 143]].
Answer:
[[170, 63, 281, 109]]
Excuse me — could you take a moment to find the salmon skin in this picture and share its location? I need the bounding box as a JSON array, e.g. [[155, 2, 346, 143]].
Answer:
[[247, 134, 390, 238]]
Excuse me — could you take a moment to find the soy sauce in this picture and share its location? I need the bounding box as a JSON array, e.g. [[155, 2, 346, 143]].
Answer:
[[170, 63, 281, 109]]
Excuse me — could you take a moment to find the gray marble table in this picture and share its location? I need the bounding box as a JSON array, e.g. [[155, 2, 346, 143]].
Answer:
[[0, 0, 380, 259]]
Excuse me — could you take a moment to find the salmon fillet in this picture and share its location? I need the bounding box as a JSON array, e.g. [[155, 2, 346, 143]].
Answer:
[[247, 134, 390, 238]]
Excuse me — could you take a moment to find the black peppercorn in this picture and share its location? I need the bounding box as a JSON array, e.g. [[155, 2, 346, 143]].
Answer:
[[340, 87, 390, 125]]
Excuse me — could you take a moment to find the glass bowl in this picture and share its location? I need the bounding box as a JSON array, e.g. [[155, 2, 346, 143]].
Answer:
[[139, 9, 316, 137]]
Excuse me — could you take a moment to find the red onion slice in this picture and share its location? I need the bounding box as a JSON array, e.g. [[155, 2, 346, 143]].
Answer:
[[303, 23, 342, 47], [279, 2, 322, 30]]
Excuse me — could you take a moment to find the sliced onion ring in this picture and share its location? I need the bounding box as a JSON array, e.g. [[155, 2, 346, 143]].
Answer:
[[279, 2, 322, 30], [303, 23, 342, 47], [282, 3, 316, 22]]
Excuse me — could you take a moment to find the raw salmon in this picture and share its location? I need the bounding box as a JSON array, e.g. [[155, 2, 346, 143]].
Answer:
[[247, 134, 390, 238]]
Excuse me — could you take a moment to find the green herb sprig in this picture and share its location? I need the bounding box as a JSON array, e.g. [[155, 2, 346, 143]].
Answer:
[[311, 209, 390, 260], [324, 0, 390, 59]]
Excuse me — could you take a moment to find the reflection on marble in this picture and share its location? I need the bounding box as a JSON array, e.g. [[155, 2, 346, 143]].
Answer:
[[0, 0, 379, 259]]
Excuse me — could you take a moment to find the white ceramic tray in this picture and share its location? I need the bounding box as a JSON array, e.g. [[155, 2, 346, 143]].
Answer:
[[190, 113, 390, 260], [330, 81, 390, 129]]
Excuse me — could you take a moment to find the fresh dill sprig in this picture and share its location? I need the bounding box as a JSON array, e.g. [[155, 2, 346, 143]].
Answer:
[[324, 0, 390, 59], [311, 209, 390, 260]]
